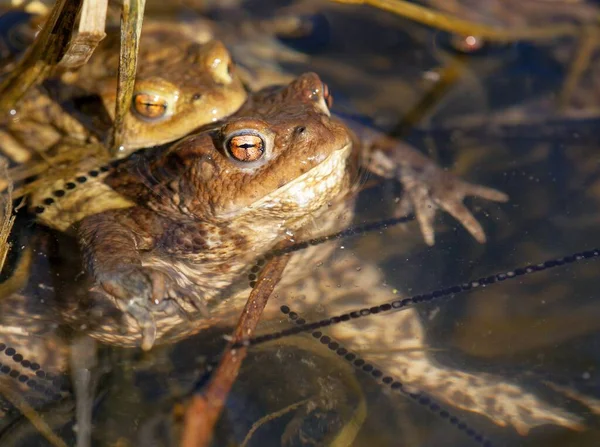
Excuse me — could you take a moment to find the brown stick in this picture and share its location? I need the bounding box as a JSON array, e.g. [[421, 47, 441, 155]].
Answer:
[[180, 251, 291, 447]]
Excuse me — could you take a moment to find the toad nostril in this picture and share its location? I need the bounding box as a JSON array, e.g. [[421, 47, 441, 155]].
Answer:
[[192, 93, 202, 101], [295, 126, 306, 135]]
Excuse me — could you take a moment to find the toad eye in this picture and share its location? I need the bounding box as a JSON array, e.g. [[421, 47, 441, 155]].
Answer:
[[225, 132, 265, 162], [308, 81, 333, 114], [132, 93, 169, 121], [322, 82, 333, 109]]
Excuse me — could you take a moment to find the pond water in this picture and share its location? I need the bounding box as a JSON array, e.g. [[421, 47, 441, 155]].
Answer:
[[0, 0, 599, 446]]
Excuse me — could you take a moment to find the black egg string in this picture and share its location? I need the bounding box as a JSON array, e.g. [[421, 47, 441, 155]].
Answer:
[[0, 342, 69, 400], [33, 161, 116, 215], [236, 248, 600, 348], [246, 215, 415, 287], [280, 305, 495, 447]]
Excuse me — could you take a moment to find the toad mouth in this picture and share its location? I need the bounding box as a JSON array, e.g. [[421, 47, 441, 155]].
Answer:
[[221, 142, 352, 218], [249, 143, 352, 211]]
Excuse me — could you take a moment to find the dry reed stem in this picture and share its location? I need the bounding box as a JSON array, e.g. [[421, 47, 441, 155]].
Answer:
[[332, 0, 580, 41], [110, 0, 146, 154]]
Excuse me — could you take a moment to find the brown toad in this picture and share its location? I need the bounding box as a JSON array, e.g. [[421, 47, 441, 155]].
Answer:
[[0, 19, 247, 162], [63, 72, 592, 437]]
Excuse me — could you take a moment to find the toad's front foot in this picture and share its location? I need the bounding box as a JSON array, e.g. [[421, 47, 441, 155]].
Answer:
[[95, 266, 163, 350], [352, 121, 508, 246], [95, 266, 207, 350], [398, 162, 508, 246]]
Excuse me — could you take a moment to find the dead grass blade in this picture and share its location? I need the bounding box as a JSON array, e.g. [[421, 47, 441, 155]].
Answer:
[[58, 0, 108, 69]]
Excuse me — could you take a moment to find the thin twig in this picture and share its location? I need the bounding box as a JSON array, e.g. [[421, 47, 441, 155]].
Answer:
[[0, 0, 82, 115], [332, 0, 580, 41], [180, 250, 291, 447], [110, 0, 146, 155]]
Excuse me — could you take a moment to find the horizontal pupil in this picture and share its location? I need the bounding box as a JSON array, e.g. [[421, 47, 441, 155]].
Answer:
[[238, 143, 256, 149], [142, 102, 166, 109]]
